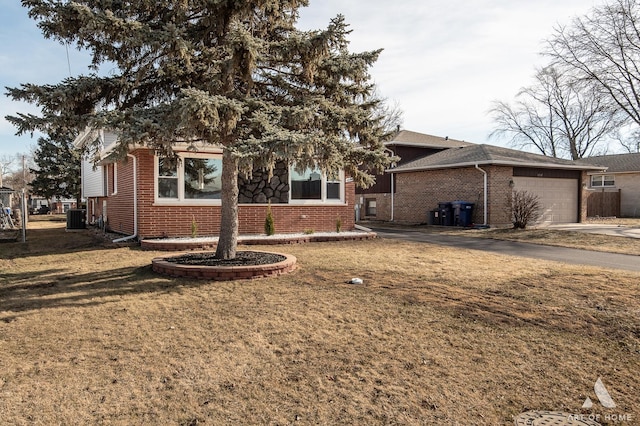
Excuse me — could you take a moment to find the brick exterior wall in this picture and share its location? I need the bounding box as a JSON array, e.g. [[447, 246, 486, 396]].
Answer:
[[356, 193, 393, 221], [580, 171, 589, 221], [95, 149, 356, 239], [393, 166, 514, 226]]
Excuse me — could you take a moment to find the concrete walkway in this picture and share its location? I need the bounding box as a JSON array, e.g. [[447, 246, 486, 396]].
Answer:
[[369, 226, 640, 273], [546, 223, 640, 239]]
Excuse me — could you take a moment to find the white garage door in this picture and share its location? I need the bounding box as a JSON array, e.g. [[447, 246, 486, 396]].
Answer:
[[512, 177, 578, 223]]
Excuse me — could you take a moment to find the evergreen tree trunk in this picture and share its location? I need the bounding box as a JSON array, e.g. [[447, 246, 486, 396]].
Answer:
[[215, 149, 239, 259]]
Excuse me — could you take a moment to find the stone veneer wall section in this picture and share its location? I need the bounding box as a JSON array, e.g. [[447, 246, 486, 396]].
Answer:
[[238, 161, 289, 204]]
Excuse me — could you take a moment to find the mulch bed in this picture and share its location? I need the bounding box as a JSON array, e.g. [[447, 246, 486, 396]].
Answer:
[[164, 251, 287, 267]]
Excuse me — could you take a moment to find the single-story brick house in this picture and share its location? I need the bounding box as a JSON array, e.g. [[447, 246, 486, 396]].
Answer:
[[579, 153, 640, 218], [389, 144, 605, 226], [356, 130, 472, 221], [76, 129, 356, 239]]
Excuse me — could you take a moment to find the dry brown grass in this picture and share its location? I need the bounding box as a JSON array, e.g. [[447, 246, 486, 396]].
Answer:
[[1, 219, 639, 425], [457, 227, 640, 256], [375, 219, 640, 256]]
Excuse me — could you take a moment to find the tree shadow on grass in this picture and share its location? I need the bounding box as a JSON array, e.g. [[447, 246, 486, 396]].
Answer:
[[0, 263, 188, 318], [0, 226, 130, 261]]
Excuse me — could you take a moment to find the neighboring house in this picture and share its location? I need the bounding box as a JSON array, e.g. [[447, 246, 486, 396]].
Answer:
[[49, 199, 78, 214], [579, 153, 640, 218], [356, 130, 472, 221], [0, 187, 13, 210], [75, 129, 356, 239], [27, 196, 49, 214], [389, 144, 604, 226]]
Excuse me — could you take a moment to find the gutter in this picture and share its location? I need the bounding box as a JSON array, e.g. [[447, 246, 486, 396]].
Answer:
[[475, 164, 488, 226], [112, 153, 138, 243], [387, 160, 606, 174]]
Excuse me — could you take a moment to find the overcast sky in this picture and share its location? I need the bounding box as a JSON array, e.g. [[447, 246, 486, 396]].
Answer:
[[0, 0, 600, 159]]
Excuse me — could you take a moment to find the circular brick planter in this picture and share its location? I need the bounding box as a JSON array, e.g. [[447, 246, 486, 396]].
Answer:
[[141, 232, 376, 251], [152, 251, 296, 281]]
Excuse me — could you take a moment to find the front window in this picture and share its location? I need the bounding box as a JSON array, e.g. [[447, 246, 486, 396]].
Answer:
[[326, 172, 341, 200], [290, 166, 344, 203], [591, 174, 615, 188], [156, 154, 222, 203], [158, 157, 178, 199], [290, 168, 322, 200], [184, 158, 222, 199]]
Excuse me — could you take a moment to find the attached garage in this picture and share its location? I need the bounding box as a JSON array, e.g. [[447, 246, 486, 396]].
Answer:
[[389, 144, 602, 227], [512, 176, 579, 223]]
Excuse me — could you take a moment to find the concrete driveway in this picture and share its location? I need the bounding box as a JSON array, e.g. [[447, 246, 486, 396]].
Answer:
[[368, 225, 640, 273], [545, 223, 640, 239]]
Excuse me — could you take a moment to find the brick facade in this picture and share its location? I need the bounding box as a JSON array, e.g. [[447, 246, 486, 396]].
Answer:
[[393, 166, 514, 226], [357, 192, 393, 221], [89, 149, 355, 239]]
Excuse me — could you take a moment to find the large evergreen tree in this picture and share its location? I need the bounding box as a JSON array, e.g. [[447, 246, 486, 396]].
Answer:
[[6, 1, 392, 258], [30, 135, 81, 206]]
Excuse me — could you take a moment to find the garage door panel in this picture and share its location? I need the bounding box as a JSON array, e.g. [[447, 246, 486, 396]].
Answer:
[[512, 177, 578, 224]]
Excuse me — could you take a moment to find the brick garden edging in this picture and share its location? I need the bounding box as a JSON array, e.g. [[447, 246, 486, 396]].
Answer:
[[152, 251, 297, 281], [141, 232, 376, 251]]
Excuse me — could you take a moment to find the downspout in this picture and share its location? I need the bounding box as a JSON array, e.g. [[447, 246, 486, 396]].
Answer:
[[475, 164, 488, 226], [390, 171, 395, 222], [384, 147, 396, 222], [113, 153, 138, 243]]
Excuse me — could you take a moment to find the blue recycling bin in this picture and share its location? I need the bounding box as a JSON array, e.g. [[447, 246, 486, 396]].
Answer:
[[451, 201, 474, 227]]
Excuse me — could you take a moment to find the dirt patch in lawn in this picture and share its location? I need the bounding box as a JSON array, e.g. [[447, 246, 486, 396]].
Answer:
[[1, 220, 639, 425]]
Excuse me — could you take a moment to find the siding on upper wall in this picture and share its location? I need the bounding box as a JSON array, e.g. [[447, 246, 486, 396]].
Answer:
[[103, 131, 119, 152], [81, 158, 105, 198]]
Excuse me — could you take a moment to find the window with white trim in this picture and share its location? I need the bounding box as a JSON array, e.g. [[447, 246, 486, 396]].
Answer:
[[156, 154, 223, 203], [365, 198, 377, 216], [591, 174, 615, 188], [289, 166, 344, 203]]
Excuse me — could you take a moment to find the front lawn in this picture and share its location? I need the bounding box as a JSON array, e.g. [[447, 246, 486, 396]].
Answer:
[[1, 220, 638, 425]]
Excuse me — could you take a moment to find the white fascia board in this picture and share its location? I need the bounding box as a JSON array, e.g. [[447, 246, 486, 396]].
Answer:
[[386, 160, 608, 174]]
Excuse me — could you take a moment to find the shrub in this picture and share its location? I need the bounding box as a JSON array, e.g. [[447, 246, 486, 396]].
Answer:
[[264, 202, 275, 236], [336, 216, 342, 233], [191, 216, 198, 238], [512, 190, 542, 229]]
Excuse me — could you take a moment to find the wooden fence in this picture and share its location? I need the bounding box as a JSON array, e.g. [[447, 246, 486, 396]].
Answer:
[[587, 189, 621, 217]]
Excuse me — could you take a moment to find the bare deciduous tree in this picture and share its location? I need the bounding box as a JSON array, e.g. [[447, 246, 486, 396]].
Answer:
[[490, 66, 621, 159], [546, 0, 640, 152], [0, 155, 15, 188]]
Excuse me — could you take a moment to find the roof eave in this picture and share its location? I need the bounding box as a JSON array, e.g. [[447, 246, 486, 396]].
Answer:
[[384, 141, 469, 149], [387, 160, 607, 174]]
